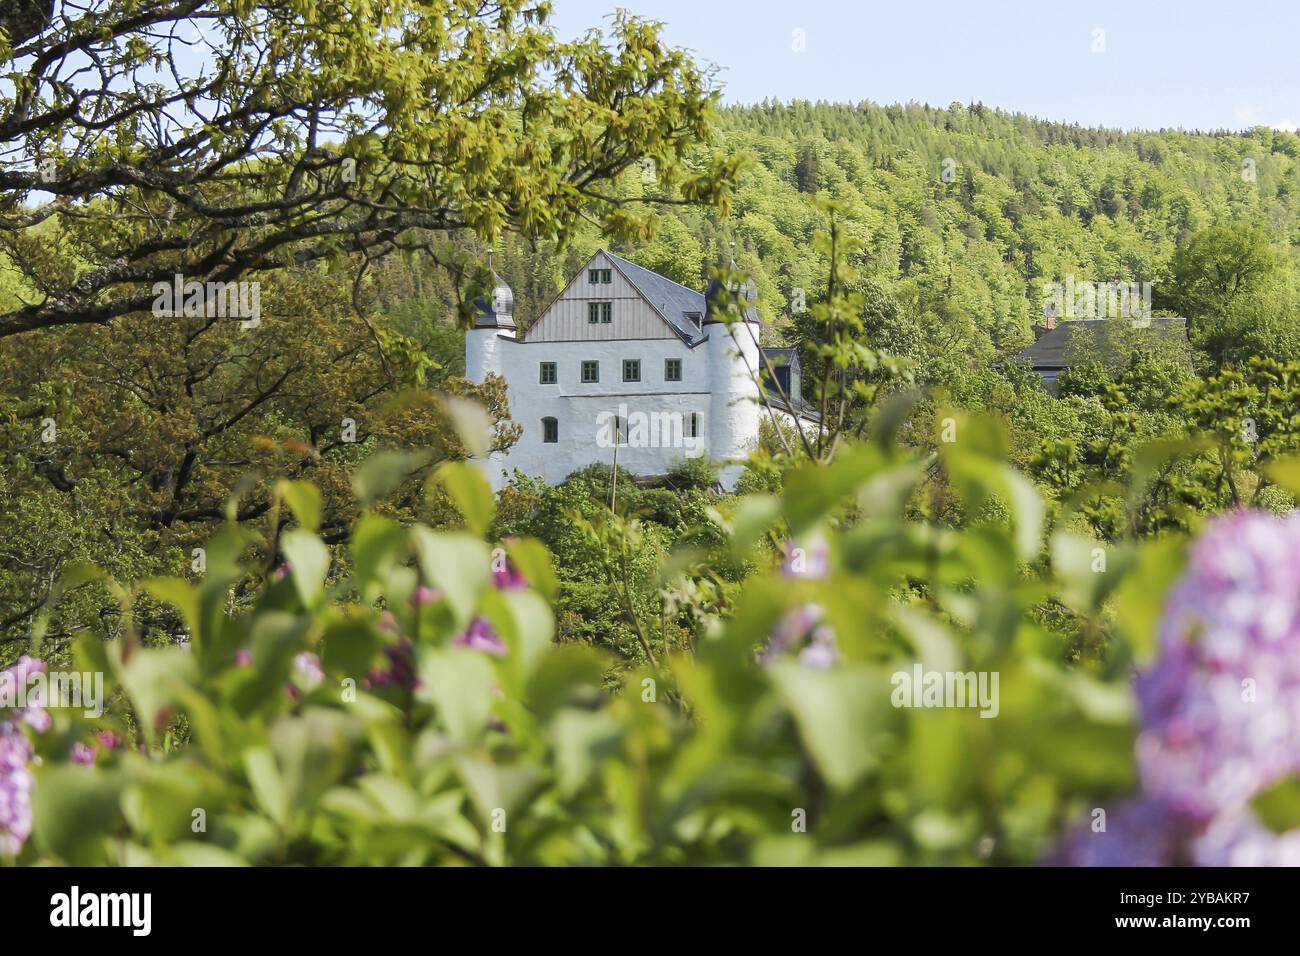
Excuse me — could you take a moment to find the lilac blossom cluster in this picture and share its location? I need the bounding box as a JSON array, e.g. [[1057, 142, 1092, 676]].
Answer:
[[1052, 510, 1300, 866], [1, 656, 48, 857], [760, 535, 839, 670]]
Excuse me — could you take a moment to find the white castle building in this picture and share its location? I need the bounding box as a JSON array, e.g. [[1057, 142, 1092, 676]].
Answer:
[[465, 250, 819, 491]]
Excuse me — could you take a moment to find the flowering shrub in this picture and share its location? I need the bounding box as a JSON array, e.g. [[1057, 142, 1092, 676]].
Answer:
[[3, 424, 1297, 866], [1051, 510, 1300, 865]]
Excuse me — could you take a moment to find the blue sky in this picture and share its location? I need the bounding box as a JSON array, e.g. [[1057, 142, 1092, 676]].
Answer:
[[547, 0, 1300, 132]]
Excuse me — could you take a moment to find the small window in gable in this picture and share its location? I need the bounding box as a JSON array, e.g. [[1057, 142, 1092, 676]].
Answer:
[[588, 268, 612, 284], [542, 417, 558, 443], [587, 301, 612, 324]]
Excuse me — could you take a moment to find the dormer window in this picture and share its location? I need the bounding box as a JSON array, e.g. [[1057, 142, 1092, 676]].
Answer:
[[684, 312, 702, 330]]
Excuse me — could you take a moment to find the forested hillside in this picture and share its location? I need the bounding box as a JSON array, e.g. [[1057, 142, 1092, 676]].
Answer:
[[390, 99, 1300, 380]]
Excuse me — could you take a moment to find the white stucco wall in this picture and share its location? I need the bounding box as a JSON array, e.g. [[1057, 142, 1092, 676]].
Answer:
[[464, 254, 807, 492], [472, 335, 722, 488], [465, 327, 512, 383]]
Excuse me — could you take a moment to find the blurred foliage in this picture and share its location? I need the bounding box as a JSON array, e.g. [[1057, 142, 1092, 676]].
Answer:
[[13, 411, 1165, 866]]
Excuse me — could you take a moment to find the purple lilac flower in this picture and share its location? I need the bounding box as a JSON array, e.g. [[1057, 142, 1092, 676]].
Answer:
[[293, 652, 324, 689], [1045, 798, 1193, 867], [760, 603, 839, 669], [491, 551, 528, 590], [0, 655, 48, 858], [0, 723, 35, 857], [366, 638, 418, 691], [1192, 805, 1300, 866], [780, 533, 830, 580], [1051, 510, 1300, 866], [2, 655, 50, 732], [69, 741, 95, 766], [234, 649, 253, 667], [95, 731, 119, 751], [454, 616, 507, 656], [1135, 510, 1300, 824]]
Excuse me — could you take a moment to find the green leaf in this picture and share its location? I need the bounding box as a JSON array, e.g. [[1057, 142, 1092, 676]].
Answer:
[[482, 588, 554, 692], [1051, 532, 1134, 613], [435, 460, 496, 535], [352, 450, 432, 506], [141, 576, 200, 641], [116, 646, 198, 744], [411, 528, 490, 625], [417, 648, 497, 742], [768, 662, 900, 791], [244, 747, 289, 828], [454, 756, 543, 826], [268, 709, 362, 826], [278, 479, 322, 532], [281, 529, 330, 607], [321, 613, 386, 682], [32, 765, 123, 864], [349, 513, 408, 601], [438, 396, 493, 459], [1113, 535, 1187, 664], [1252, 775, 1300, 833], [1265, 455, 1300, 499]]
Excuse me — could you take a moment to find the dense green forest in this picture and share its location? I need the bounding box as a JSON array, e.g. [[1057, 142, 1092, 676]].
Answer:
[[389, 99, 1300, 370]]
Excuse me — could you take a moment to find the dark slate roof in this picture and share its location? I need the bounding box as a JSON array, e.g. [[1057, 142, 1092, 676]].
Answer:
[[604, 251, 707, 345], [760, 347, 800, 372], [1015, 317, 1187, 370], [759, 347, 819, 422], [765, 394, 822, 423], [472, 273, 516, 330]]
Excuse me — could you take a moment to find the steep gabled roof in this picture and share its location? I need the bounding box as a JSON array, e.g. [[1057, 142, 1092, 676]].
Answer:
[[604, 251, 708, 345]]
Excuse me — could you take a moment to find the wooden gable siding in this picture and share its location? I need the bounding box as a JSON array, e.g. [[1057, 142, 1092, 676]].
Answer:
[[524, 251, 677, 342]]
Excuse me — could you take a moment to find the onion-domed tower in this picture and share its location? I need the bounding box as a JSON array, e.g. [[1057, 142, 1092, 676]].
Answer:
[[464, 258, 516, 383]]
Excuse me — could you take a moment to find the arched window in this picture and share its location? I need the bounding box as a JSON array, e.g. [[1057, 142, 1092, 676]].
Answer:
[[542, 417, 558, 443]]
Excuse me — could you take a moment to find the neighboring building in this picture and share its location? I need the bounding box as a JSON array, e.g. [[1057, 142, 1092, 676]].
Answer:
[[465, 250, 819, 490], [1015, 316, 1189, 389]]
